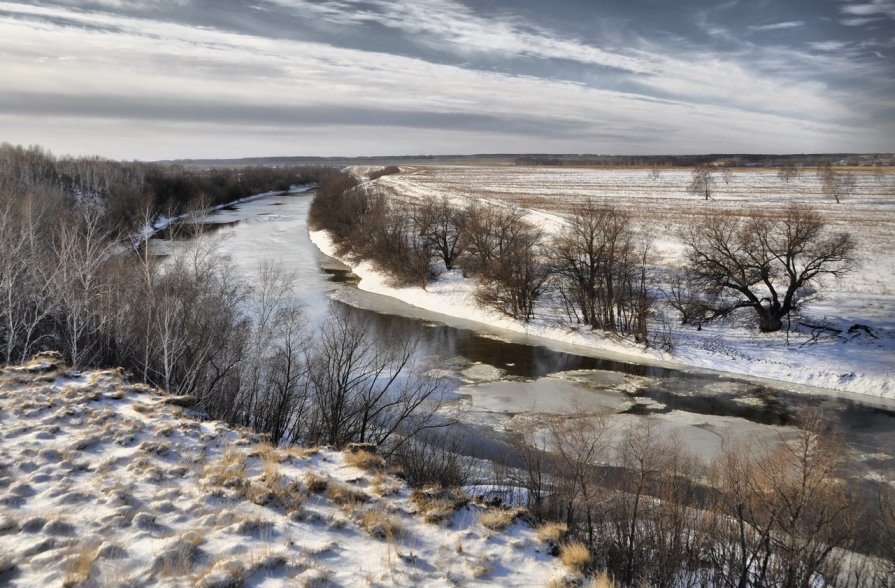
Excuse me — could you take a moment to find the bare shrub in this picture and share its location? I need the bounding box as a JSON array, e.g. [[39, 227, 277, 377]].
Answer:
[[552, 201, 654, 338], [367, 165, 401, 180], [389, 428, 475, 488]]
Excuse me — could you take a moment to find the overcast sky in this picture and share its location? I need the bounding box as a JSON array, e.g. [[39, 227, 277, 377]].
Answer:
[[1, 0, 893, 160]]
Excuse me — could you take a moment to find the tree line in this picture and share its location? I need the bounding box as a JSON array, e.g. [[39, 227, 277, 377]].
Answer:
[[0, 144, 446, 464], [310, 171, 856, 340], [309, 172, 652, 339], [0, 143, 328, 235]]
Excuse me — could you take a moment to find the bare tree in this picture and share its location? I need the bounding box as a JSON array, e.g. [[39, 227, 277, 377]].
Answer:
[[721, 166, 734, 186], [689, 164, 717, 200], [778, 162, 799, 184], [459, 202, 529, 276], [304, 304, 442, 453], [552, 201, 653, 337], [707, 412, 856, 587], [819, 163, 855, 204], [52, 206, 116, 369], [0, 195, 58, 363], [474, 219, 548, 321], [548, 411, 611, 548], [415, 195, 463, 270], [683, 204, 856, 332]]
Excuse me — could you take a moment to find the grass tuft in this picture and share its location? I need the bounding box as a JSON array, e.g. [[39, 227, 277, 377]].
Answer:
[[536, 521, 568, 543], [559, 541, 591, 574], [343, 449, 385, 471], [479, 507, 525, 531], [411, 486, 468, 524]]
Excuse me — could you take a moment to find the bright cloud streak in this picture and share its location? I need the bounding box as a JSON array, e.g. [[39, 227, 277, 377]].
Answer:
[[0, 0, 891, 159]]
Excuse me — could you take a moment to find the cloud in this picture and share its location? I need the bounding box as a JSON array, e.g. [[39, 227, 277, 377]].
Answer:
[[841, 16, 883, 25], [841, 0, 895, 19], [266, 0, 653, 74], [808, 40, 852, 51], [0, 1, 891, 159], [749, 21, 805, 32]]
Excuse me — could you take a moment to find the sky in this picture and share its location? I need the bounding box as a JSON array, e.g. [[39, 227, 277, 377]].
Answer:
[[1, 0, 893, 160]]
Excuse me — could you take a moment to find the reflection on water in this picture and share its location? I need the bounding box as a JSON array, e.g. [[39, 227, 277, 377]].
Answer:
[[153, 220, 241, 241]]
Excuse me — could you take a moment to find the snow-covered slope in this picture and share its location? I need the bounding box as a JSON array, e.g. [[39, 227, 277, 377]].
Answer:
[[0, 354, 564, 587]]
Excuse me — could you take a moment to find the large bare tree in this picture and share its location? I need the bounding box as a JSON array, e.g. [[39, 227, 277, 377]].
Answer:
[[683, 204, 856, 332]]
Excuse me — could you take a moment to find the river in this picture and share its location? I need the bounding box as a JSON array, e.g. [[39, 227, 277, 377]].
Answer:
[[151, 191, 895, 482]]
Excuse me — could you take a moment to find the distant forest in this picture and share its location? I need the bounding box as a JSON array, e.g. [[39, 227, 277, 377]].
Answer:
[[162, 152, 893, 170], [513, 153, 894, 167], [0, 143, 332, 235]]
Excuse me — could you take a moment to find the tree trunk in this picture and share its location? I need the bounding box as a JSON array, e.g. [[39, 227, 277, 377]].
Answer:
[[758, 310, 782, 332]]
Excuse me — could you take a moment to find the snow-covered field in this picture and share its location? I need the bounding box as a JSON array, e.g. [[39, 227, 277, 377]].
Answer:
[[313, 165, 895, 399], [0, 354, 565, 587]]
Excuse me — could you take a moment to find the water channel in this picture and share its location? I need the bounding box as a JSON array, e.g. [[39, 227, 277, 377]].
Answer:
[[151, 191, 895, 483]]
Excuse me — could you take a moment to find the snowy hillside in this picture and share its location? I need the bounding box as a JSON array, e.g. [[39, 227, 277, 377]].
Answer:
[[0, 354, 565, 587]]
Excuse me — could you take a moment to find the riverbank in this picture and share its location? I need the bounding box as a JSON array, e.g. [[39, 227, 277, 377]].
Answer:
[[310, 229, 894, 400]]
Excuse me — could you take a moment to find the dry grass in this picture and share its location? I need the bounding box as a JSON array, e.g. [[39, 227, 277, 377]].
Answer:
[[411, 486, 468, 524], [153, 530, 205, 579], [305, 472, 329, 494], [559, 541, 592, 574], [327, 482, 369, 510], [62, 541, 99, 587], [203, 446, 247, 489], [469, 555, 491, 578], [371, 472, 401, 497], [536, 521, 568, 543], [343, 449, 385, 471], [359, 506, 402, 540], [262, 452, 281, 488], [479, 507, 525, 531], [285, 445, 319, 460], [589, 570, 618, 588], [249, 441, 281, 462]]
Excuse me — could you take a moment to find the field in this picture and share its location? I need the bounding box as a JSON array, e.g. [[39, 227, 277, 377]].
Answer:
[[318, 165, 895, 398]]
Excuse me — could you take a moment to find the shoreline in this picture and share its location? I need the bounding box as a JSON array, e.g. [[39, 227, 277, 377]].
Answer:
[[309, 228, 894, 404]]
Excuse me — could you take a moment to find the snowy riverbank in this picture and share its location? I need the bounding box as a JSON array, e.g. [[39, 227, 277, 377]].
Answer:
[[310, 229, 894, 400]]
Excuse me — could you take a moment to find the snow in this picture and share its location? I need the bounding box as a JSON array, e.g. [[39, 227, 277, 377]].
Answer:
[[310, 166, 895, 400], [0, 354, 566, 587]]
